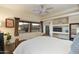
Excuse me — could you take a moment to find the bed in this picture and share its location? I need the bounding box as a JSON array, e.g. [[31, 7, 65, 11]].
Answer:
[[13, 36, 72, 54]]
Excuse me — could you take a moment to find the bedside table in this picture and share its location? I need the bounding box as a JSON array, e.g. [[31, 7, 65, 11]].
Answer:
[[4, 43, 15, 54]]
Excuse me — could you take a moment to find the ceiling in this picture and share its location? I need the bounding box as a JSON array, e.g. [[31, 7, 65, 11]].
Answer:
[[0, 4, 78, 16]]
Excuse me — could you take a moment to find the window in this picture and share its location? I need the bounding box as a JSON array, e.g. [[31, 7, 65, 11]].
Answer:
[[32, 23, 41, 32], [18, 21, 41, 33], [19, 22, 29, 33]]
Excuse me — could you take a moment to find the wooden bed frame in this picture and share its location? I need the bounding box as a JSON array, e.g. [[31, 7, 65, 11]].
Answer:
[[15, 39, 26, 48]]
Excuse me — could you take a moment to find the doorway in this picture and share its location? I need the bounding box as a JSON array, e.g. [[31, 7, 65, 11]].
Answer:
[[69, 23, 79, 41], [45, 25, 50, 36]]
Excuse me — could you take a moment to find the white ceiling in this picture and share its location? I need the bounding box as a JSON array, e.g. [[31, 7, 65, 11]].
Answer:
[[0, 4, 78, 16]]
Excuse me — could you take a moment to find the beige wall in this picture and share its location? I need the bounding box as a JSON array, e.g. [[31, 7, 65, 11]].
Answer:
[[43, 13, 79, 40], [69, 14, 79, 23], [0, 6, 41, 43]]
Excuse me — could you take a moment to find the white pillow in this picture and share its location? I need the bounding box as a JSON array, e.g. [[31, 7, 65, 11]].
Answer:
[[69, 33, 79, 54]]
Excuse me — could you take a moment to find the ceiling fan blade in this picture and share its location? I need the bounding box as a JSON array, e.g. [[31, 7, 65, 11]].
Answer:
[[46, 7, 53, 10]]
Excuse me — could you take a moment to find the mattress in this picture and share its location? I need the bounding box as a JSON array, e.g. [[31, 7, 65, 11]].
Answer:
[[13, 36, 72, 54]]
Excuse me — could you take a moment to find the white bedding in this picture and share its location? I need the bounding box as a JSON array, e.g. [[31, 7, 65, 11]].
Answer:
[[13, 36, 72, 54]]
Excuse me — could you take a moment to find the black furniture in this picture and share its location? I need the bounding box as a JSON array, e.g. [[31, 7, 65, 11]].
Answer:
[[0, 33, 4, 54]]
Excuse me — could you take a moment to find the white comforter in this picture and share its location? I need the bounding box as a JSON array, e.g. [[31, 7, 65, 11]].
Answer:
[[13, 36, 72, 54]]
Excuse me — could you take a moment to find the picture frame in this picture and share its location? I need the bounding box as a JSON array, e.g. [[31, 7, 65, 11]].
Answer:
[[5, 18, 14, 28]]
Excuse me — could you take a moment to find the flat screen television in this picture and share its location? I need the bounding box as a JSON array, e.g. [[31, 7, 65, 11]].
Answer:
[[53, 26, 62, 32], [0, 33, 4, 54]]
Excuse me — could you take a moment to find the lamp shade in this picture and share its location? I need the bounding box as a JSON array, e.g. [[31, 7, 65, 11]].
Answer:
[[0, 22, 1, 27]]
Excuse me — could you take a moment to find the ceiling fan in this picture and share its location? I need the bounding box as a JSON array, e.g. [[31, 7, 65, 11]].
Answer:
[[33, 5, 53, 15]]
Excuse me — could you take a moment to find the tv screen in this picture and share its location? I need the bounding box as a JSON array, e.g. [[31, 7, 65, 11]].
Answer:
[[0, 33, 4, 54], [53, 27, 62, 32]]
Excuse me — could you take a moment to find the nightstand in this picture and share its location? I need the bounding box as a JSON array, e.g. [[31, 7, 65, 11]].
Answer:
[[4, 43, 15, 54]]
